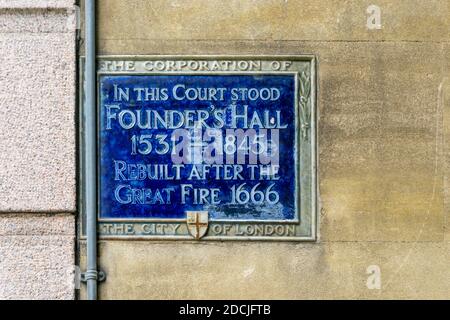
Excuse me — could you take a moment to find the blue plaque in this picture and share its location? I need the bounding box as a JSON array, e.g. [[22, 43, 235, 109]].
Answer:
[[89, 56, 316, 240]]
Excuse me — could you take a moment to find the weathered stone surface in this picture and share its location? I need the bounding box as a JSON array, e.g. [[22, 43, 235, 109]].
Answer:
[[313, 42, 445, 242], [0, 10, 74, 33], [0, 31, 76, 212], [443, 43, 450, 242], [0, 213, 74, 235], [82, 241, 450, 299], [95, 39, 446, 242], [0, 214, 75, 300], [0, 0, 74, 9], [0, 1, 76, 301], [85, 1, 450, 300], [0, 5, 76, 212], [98, 0, 450, 44]]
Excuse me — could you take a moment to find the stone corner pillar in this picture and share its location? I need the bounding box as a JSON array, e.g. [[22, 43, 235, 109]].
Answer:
[[0, 0, 77, 300]]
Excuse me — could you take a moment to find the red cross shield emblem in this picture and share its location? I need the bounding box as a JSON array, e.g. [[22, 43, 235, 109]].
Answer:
[[186, 211, 209, 240]]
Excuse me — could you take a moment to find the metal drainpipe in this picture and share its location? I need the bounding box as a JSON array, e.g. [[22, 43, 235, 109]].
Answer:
[[84, 0, 98, 300]]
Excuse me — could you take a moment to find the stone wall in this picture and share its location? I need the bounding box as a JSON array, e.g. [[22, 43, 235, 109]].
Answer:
[[0, 0, 448, 300], [84, 0, 450, 299], [0, 0, 76, 299]]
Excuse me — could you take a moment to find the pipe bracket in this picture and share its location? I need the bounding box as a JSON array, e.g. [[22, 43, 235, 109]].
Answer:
[[81, 270, 106, 283]]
